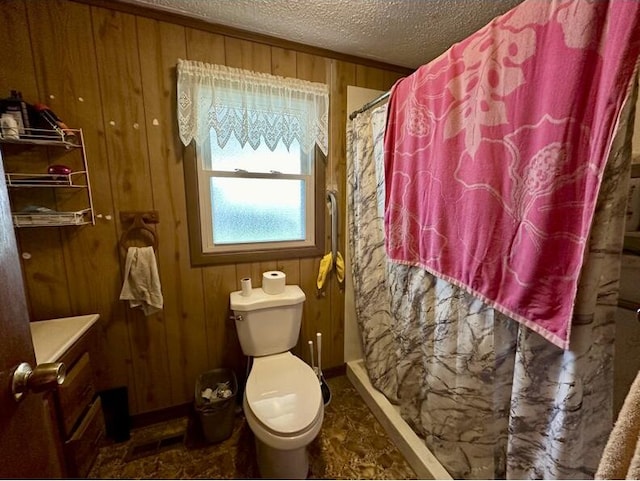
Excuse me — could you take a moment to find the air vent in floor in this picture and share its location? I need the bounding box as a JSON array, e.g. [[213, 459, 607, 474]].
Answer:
[[123, 432, 185, 463]]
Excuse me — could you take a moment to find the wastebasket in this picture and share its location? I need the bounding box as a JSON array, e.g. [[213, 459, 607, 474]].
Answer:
[[195, 368, 237, 443]]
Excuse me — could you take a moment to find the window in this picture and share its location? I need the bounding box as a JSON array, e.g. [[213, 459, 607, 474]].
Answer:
[[177, 60, 328, 265]]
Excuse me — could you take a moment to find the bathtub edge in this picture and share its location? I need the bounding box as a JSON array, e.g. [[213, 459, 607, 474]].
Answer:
[[346, 359, 452, 480]]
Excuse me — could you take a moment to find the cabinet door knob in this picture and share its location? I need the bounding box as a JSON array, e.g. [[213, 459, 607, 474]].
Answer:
[[11, 362, 66, 402]]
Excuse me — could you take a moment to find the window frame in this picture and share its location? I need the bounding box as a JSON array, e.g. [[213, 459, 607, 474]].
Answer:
[[183, 143, 326, 266]]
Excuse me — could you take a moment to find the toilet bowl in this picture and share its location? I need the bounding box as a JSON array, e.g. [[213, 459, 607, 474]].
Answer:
[[243, 352, 323, 479], [230, 282, 324, 478]]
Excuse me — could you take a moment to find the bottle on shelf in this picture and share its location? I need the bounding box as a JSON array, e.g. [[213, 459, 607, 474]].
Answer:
[[0, 90, 34, 136], [33, 104, 78, 144], [0, 114, 19, 139]]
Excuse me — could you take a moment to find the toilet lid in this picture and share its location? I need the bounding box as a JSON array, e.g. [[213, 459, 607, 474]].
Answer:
[[246, 353, 322, 435]]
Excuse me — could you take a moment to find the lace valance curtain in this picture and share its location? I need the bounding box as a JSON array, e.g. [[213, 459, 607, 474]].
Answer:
[[177, 59, 329, 156]]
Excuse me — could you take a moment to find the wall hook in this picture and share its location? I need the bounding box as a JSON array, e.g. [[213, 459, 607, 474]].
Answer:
[[119, 210, 159, 251]]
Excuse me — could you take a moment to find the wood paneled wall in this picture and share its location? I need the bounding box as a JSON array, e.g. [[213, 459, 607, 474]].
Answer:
[[0, 0, 405, 414]]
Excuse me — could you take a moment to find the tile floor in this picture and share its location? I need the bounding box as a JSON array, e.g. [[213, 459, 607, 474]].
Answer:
[[89, 375, 416, 479]]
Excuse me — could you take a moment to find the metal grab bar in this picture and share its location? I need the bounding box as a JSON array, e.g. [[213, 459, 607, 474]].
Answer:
[[327, 190, 338, 265]]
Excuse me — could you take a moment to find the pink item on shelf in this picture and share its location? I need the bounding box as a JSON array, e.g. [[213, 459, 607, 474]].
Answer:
[[47, 165, 72, 176], [384, 0, 640, 349]]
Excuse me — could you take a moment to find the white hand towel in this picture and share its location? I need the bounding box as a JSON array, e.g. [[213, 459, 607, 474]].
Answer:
[[119, 246, 163, 316]]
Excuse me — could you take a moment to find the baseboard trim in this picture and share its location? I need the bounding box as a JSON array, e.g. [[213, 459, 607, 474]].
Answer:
[[323, 364, 347, 379]]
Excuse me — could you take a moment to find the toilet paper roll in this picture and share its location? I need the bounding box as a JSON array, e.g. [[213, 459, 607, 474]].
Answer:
[[262, 271, 286, 295], [240, 277, 252, 297]]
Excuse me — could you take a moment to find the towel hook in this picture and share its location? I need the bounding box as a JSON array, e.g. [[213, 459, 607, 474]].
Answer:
[[119, 211, 159, 251]]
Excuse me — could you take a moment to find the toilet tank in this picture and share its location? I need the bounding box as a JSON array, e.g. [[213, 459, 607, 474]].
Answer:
[[230, 285, 306, 357]]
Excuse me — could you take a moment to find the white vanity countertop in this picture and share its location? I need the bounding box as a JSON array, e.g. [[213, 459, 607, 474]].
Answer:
[[30, 314, 100, 364]]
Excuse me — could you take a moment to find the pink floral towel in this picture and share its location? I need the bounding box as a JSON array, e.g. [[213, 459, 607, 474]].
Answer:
[[384, 0, 640, 349]]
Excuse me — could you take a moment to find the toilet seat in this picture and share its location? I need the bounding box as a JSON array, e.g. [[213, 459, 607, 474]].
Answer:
[[245, 352, 323, 436]]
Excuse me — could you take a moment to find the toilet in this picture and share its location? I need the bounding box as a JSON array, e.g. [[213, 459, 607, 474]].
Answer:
[[230, 284, 323, 479]]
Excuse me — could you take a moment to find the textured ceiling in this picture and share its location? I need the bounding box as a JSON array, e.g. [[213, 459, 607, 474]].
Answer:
[[121, 0, 525, 68]]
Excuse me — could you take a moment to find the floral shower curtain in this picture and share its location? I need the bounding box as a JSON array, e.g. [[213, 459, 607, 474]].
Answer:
[[347, 84, 636, 479]]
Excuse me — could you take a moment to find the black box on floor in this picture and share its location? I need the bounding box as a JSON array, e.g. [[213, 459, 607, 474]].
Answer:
[[99, 387, 131, 442]]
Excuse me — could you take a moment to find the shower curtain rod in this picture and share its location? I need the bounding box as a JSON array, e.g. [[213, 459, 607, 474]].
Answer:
[[349, 91, 390, 120]]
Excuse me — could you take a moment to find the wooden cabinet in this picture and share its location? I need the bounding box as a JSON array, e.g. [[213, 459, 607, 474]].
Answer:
[[58, 352, 97, 437], [49, 322, 104, 477], [0, 128, 95, 227], [65, 397, 105, 477]]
